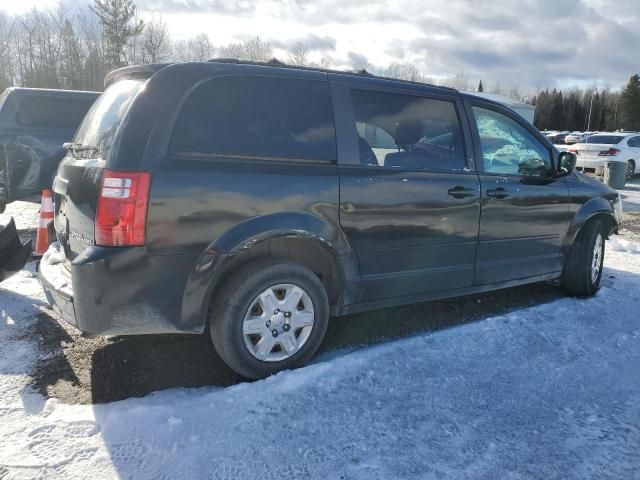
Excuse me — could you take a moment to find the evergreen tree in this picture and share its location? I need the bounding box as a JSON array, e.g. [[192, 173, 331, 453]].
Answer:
[[477, 80, 483, 92], [91, 0, 143, 68], [620, 74, 640, 131]]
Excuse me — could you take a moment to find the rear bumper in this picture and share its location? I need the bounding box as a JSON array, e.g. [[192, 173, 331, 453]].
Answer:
[[39, 242, 202, 336], [0, 217, 32, 283], [576, 158, 626, 170]]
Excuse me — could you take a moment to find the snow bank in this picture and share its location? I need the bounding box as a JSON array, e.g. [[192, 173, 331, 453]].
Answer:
[[1, 248, 639, 479], [609, 236, 640, 254]]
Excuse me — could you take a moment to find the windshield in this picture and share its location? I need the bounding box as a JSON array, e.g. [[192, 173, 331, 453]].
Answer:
[[73, 79, 144, 158], [585, 135, 624, 145]]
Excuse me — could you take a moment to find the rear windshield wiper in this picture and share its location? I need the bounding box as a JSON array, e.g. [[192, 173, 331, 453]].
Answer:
[[63, 142, 101, 153]]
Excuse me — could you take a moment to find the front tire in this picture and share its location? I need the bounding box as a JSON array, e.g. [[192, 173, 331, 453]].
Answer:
[[209, 259, 329, 379], [562, 220, 605, 297]]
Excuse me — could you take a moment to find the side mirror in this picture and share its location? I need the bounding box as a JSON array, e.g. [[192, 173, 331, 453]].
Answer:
[[557, 151, 576, 176]]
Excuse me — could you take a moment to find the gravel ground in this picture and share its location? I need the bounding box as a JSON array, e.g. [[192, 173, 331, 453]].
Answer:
[[3, 179, 640, 405]]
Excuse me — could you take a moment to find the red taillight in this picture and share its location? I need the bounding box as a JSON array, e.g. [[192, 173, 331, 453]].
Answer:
[[598, 148, 620, 156], [96, 170, 151, 246]]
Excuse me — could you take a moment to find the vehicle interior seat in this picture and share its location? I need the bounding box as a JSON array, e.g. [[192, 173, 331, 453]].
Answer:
[[384, 120, 429, 169]]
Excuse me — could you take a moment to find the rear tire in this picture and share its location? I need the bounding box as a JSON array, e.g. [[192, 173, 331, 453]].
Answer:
[[562, 220, 605, 297], [627, 160, 636, 180], [209, 258, 329, 379]]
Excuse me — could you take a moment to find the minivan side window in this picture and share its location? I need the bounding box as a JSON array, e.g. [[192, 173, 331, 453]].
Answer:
[[170, 76, 336, 161], [473, 106, 551, 177], [16, 95, 95, 129], [350, 89, 465, 171]]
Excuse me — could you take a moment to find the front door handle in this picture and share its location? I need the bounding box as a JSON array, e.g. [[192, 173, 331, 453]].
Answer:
[[486, 187, 511, 199], [447, 186, 477, 199]]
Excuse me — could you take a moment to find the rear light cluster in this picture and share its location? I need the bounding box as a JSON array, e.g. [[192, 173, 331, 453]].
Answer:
[[598, 148, 621, 157], [96, 170, 151, 246]]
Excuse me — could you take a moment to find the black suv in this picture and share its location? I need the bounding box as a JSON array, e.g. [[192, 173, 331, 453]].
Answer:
[[0, 87, 98, 212], [38, 60, 622, 379]]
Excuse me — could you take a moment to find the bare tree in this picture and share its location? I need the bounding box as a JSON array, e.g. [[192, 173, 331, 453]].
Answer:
[[0, 12, 14, 88], [141, 16, 171, 63], [385, 62, 420, 82], [189, 33, 213, 61], [445, 72, 470, 90], [242, 36, 272, 62], [218, 42, 245, 59], [75, 8, 106, 90], [60, 18, 84, 89], [288, 42, 309, 66], [319, 56, 331, 69]]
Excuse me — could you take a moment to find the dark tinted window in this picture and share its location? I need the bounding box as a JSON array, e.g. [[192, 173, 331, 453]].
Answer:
[[170, 76, 336, 161], [16, 95, 95, 129], [73, 80, 144, 159], [350, 89, 465, 170], [585, 135, 625, 145]]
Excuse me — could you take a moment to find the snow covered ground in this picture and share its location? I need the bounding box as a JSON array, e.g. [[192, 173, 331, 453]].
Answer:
[[1, 193, 640, 479]]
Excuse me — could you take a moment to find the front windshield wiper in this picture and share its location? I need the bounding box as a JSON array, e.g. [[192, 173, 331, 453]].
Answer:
[[63, 142, 101, 153]]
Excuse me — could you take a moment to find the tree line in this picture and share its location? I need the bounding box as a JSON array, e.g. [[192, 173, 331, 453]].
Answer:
[[0, 0, 638, 132], [530, 76, 640, 133]]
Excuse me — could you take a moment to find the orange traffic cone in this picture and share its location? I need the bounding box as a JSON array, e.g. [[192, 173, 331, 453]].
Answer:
[[34, 190, 54, 257]]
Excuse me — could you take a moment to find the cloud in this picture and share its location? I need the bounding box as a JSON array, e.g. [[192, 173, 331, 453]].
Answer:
[[347, 51, 369, 69], [270, 33, 336, 52], [49, 0, 640, 89]]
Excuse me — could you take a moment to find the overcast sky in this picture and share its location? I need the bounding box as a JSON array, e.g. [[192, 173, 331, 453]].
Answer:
[[1, 0, 638, 91]]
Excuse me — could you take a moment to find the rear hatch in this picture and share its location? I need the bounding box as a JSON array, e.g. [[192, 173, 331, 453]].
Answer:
[[53, 79, 145, 262]]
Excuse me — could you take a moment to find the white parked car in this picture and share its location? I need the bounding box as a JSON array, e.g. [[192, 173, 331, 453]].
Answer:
[[570, 132, 640, 178], [565, 131, 594, 145]]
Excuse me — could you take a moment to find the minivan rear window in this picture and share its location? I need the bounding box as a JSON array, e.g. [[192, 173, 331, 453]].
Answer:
[[169, 76, 336, 161], [73, 79, 144, 158], [16, 95, 95, 129], [585, 135, 624, 145]]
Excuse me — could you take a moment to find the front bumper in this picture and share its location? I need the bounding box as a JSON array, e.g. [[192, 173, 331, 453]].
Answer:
[[0, 217, 32, 283], [39, 242, 202, 336]]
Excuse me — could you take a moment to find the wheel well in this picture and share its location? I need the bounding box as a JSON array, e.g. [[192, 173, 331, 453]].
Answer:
[[214, 237, 341, 306], [589, 212, 618, 238]]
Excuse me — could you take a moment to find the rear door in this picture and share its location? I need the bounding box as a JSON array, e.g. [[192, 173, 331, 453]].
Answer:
[[53, 80, 145, 262], [466, 100, 571, 284], [627, 136, 640, 174], [334, 81, 481, 301]]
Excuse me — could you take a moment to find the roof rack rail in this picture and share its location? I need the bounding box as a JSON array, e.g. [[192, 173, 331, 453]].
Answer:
[[205, 57, 456, 91]]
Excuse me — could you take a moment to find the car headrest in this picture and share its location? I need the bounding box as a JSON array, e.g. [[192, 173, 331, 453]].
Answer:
[[395, 120, 423, 148]]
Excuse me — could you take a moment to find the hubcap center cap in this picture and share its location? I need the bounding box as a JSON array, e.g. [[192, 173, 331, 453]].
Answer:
[[270, 312, 286, 328]]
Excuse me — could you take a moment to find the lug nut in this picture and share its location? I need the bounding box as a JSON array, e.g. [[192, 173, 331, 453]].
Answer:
[[283, 324, 290, 332], [272, 329, 279, 337], [284, 311, 291, 318], [266, 320, 271, 327], [274, 309, 280, 314]]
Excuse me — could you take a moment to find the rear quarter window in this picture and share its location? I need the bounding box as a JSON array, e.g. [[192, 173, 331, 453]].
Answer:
[[15, 95, 95, 129], [169, 76, 336, 161]]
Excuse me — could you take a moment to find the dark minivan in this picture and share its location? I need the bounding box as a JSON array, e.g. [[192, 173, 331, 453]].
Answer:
[[0, 87, 99, 212], [39, 60, 623, 379]]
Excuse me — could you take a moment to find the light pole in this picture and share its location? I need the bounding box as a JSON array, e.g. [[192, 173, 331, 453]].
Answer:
[[586, 89, 597, 134]]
